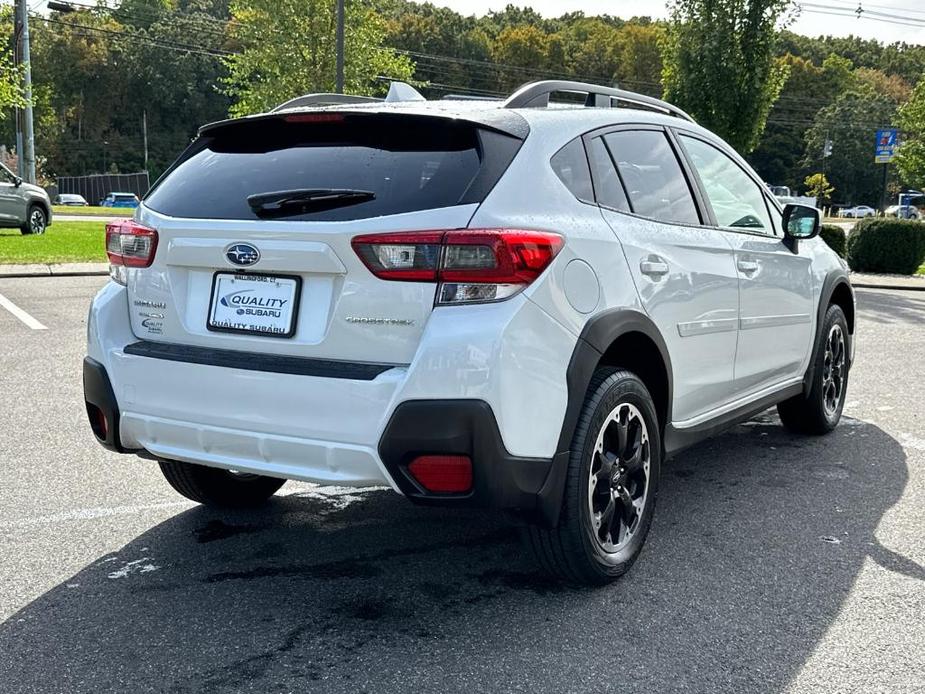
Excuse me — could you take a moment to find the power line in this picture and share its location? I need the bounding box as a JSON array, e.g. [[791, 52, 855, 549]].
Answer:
[[797, 2, 925, 28], [33, 15, 234, 58]]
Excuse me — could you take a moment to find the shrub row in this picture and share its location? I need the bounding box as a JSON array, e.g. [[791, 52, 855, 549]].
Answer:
[[819, 225, 847, 257], [845, 218, 925, 275]]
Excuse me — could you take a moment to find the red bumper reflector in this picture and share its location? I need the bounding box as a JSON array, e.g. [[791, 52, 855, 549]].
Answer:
[[407, 455, 473, 493]]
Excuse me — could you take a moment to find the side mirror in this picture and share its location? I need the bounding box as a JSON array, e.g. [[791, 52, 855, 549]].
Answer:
[[782, 204, 820, 240], [13, 176, 22, 187]]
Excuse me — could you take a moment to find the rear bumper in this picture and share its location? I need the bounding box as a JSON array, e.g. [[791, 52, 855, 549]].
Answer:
[[84, 281, 576, 513], [84, 359, 560, 520], [380, 400, 564, 523]]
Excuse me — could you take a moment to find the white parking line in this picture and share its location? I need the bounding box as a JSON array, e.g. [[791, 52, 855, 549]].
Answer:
[[0, 291, 47, 330]]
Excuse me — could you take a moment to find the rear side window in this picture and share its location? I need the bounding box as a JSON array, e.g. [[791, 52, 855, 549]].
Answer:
[[604, 130, 700, 225], [550, 139, 593, 201], [145, 114, 518, 221]]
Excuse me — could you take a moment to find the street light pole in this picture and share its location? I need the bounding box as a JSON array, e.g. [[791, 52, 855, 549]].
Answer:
[[17, 0, 36, 184], [335, 0, 345, 94]]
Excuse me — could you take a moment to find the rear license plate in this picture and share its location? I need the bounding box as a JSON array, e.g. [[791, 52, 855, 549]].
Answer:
[[208, 272, 301, 338]]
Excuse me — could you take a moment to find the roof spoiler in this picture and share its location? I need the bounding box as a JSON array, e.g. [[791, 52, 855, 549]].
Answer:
[[272, 81, 425, 112]]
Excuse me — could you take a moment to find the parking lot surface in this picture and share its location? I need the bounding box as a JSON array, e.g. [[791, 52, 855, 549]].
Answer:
[[0, 276, 923, 693]]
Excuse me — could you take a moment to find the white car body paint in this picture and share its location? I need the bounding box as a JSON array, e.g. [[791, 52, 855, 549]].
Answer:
[[86, 99, 853, 492]]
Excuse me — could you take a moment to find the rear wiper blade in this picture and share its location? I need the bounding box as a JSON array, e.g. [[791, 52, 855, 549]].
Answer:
[[247, 188, 375, 216]]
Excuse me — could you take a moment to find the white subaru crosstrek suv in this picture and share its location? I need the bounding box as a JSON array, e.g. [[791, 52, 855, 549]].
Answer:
[[85, 80, 855, 584]]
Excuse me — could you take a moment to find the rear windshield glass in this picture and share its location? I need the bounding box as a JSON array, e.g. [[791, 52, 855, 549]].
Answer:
[[145, 114, 488, 221]]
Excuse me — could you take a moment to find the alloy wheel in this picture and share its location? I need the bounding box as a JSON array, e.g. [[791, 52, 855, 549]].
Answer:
[[822, 323, 846, 417], [29, 209, 46, 235], [587, 402, 651, 553]]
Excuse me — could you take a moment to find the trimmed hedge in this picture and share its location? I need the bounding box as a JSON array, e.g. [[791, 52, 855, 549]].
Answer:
[[820, 224, 847, 257], [846, 218, 925, 275]]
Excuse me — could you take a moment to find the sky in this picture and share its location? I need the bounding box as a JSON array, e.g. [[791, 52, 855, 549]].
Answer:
[[415, 0, 925, 45]]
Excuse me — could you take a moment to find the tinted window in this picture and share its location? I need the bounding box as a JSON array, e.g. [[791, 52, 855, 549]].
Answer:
[[680, 135, 773, 232], [586, 136, 630, 212], [550, 139, 593, 201], [604, 130, 700, 225], [145, 114, 491, 221]]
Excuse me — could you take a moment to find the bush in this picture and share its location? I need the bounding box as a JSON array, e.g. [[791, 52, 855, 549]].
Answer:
[[846, 218, 925, 275], [819, 224, 846, 257]]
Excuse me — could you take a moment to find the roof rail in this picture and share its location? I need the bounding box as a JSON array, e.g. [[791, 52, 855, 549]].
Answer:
[[503, 80, 694, 122], [441, 93, 503, 102]]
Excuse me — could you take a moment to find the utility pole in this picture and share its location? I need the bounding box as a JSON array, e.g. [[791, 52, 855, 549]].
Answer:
[[142, 110, 148, 171], [17, 0, 36, 183], [335, 0, 345, 93]]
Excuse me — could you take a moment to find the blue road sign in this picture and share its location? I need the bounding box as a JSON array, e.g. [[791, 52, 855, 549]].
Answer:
[[875, 128, 898, 163]]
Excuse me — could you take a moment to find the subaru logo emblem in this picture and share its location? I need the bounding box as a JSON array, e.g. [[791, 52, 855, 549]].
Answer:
[[226, 243, 260, 266]]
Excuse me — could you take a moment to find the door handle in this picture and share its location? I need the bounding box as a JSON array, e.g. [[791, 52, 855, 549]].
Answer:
[[737, 259, 759, 274], [640, 259, 669, 277]]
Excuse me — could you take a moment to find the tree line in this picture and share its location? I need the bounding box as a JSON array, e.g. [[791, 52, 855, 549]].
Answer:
[[1, 0, 923, 206]]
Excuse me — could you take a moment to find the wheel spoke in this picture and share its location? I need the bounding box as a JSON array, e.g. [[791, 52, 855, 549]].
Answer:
[[617, 485, 636, 526], [596, 450, 617, 484], [623, 445, 644, 474], [599, 494, 616, 535], [624, 417, 642, 460]]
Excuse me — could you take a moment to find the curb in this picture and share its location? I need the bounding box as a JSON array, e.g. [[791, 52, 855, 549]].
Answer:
[[851, 281, 925, 292], [0, 263, 109, 279]]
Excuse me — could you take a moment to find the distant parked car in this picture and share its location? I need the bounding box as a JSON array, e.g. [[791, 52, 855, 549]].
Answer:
[[100, 192, 140, 208], [839, 205, 875, 219], [885, 204, 921, 220], [54, 193, 89, 206], [0, 162, 52, 234]]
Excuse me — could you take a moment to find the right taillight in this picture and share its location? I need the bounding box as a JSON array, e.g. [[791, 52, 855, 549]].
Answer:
[[105, 220, 158, 285], [351, 229, 563, 305]]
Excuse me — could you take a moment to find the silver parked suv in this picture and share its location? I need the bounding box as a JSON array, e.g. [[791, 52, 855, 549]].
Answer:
[[0, 163, 53, 234], [85, 80, 854, 584]]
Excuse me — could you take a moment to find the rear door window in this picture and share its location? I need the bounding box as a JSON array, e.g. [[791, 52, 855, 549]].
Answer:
[[586, 136, 630, 212], [603, 130, 700, 225], [145, 114, 516, 222]]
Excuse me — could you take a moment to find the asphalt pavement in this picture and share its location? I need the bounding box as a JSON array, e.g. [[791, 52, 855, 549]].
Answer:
[[0, 276, 922, 694]]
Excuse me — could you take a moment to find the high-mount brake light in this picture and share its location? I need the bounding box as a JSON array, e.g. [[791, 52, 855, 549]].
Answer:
[[106, 220, 158, 284], [283, 113, 346, 124], [351, 229, 563, 305]]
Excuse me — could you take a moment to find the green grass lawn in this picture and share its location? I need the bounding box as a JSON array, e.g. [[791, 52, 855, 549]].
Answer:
[[0, 221, 106, 264], [52, 205, 133, 217]]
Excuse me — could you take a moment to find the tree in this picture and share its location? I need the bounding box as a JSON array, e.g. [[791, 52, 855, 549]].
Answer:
[[803, 89, 896, 205], [749, 54, 855, 188], [804, 172, 834, 205], [661, 0, 792, 153], [612, 23, 665, 96], [895, 77, 925, 189], [0, 7, 26, 117], [223, 0, 414, 117]]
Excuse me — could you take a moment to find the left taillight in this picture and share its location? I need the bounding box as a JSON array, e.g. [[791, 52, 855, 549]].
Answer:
[[105, 220, 158, 284], [351, 229, 563, 305]]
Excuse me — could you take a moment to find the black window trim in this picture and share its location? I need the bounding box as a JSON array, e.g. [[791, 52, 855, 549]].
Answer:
[[580, 122, 712, 230], [671, 127, 784, 239]]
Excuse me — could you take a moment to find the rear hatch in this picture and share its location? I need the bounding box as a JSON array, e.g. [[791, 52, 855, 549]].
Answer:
[[126, 110, 525, 365]]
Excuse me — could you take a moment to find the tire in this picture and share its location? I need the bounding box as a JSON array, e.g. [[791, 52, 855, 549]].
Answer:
[[778, 304, 849, 435], [525, 368, 661, 585], [20, 205, 47, 235], [158, 459, 285, 507]]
